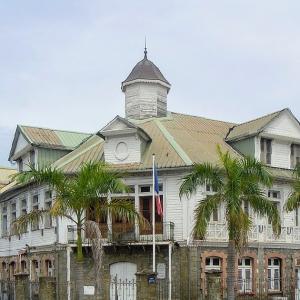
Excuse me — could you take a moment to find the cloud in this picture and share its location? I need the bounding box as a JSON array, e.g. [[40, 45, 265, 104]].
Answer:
[[0, 0, 300, 163]]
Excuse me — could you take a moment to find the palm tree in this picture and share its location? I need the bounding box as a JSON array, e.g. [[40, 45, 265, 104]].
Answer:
[[285, 164, 300, 217], [12, 162, 145, 262], [179, 147, 281, 300]]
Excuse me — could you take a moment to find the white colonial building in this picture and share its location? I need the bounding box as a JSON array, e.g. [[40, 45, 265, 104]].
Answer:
[[0, 48, 300, 299]]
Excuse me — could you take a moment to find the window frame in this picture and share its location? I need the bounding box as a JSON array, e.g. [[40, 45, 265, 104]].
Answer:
[[268, 258, 281, 292], [31, 194, 40, 231], [238, 257, 253, 293], [260, 138, 272, 165]]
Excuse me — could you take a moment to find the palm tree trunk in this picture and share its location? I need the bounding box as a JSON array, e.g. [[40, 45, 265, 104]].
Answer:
[[77, 224, 83, 261], [227, 240, 236, 300]]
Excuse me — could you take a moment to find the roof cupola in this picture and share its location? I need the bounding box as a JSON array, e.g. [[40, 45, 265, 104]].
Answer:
[[122, 48, 171, 120]]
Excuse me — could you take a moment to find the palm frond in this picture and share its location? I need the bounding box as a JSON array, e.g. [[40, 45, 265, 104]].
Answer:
[[193, 193, 223, 239], [180, 163, 223, 198], [105, 199, 148, 229], [248, 195, 281, 236], [285, 192, 300, 212], [240, 156, 273, 187], [13, 165, 65, 189], [227, 210, 252, 251], [11, 209, 49, 235]]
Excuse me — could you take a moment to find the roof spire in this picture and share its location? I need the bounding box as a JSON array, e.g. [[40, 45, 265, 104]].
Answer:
[[144, 36, 147, 59]]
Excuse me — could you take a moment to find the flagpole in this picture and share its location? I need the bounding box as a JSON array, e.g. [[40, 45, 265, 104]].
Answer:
[[152, 154, 156, 273]]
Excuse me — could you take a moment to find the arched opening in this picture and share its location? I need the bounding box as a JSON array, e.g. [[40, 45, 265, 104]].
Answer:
[[21, 260, 27, 273], [9, 262, 16, 281], [45, 259, 54, 277], [31, 260, 40, 281], [1, 262, 7, 280], [110, 262, 137, 300]]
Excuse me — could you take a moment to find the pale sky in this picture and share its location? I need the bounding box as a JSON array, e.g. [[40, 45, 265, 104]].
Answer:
[[1, 1, 300, 166]]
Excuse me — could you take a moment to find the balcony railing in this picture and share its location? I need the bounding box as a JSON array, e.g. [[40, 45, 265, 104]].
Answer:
[[67, 222, 174, 244], [206, 223, 300, 243]]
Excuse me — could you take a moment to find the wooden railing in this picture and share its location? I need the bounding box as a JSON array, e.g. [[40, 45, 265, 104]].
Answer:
[[206, 223, 300, 243]]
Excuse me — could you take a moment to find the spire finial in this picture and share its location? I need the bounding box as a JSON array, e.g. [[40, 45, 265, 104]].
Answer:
[[144, 36, 147, 59]]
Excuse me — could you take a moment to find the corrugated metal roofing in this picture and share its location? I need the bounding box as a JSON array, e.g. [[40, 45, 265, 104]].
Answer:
[[52, 135, 104, 172], [0, 167, 17, 190], [19, 125, 91, 150], [226, 109, 285, 141], [53, 112, 239, 173]]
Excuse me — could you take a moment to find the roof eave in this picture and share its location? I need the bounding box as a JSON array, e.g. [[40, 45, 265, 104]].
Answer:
[[121, 78, 171, 92]]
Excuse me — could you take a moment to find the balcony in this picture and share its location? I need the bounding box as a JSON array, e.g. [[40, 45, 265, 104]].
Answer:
[[67, 222, 174, 245], [206, 223, 300, 244]]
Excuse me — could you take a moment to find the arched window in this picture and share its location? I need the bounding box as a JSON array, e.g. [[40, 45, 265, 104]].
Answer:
[[32, 260, 40, 281], [205, 256, 221, 271], [45, 260, 54, 277], [9, 262, 16, 280], [268, 258, 281, 291], [1, 262, 7, 280], [238, 257, 253, 293], [21, 260, 27, 273]]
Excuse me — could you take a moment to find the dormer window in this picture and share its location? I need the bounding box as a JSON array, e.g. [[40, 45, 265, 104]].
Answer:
[[291, 144, 300, 169], [260, 138, 272, 165]]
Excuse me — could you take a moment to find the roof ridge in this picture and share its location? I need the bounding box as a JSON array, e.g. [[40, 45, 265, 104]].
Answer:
[[19, 124, 91, 136], [153, 119, 192, 165], [170, 111, 236, 125]]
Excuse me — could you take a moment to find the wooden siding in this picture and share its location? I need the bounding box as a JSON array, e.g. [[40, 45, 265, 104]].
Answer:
[[230, 137, 256, 157], [103, 135, 141, 164], [37, 148, 69, 168]]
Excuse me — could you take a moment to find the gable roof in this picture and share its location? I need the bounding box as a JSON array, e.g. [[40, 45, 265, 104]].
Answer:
[[53, 112, 238, 173], [226, 109, 287, 141], [98, 115, 151, 141], [9, 125, 91, 160]]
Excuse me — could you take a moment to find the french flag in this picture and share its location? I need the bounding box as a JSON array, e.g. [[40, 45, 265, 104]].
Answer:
[[154, 165, 163, 216]]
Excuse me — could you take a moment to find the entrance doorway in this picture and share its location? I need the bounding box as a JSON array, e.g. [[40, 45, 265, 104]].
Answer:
[[110, 262, 137, 300]]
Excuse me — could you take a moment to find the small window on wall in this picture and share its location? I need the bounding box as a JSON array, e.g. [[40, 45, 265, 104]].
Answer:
[[268, 258, 281, 291], [21, 260, 27, 273], [31, 194, 39, 231], [2, 205, 8, 237], [291, 144, 300, 169], [243, 201, 250, 216], [268, 190, 281, 199], [140, 185, 151, 193], [261, 138, 272, 165], [18, 158, 23, 172], [30, 150, 35, 168], [206, 184, 217, 193], [205, 257, 221, 271], [32, 260, 40, 281], [10, 202, 17, 235], [238, 258, 252, 293], [45, 260, 54, 277], [211, 208, 219, 222]]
